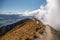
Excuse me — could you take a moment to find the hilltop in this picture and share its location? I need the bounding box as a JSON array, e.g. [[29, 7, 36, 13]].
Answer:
[[0, 18, 60, 40]]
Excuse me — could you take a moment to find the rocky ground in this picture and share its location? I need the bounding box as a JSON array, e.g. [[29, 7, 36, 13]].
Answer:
[[0, 18, 60, 40]]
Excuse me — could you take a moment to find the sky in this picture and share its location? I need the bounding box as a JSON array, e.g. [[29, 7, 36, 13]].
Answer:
[[0, 0, 60, 30], [0, 0, 46, 11]]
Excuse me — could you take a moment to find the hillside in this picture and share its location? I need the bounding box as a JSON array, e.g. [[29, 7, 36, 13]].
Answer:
[[0, 18, 60, 40]]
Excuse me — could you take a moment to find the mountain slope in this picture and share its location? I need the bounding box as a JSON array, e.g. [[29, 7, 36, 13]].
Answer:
[[0, 18, 60, 40]]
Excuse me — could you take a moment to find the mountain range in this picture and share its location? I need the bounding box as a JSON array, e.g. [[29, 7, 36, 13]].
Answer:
[[0, 14, 33, 26]]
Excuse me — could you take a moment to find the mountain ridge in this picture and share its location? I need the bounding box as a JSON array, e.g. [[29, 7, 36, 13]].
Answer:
[[0, 18, 60, 40]]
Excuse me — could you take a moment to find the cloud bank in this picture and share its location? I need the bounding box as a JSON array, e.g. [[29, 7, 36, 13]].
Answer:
[[36, 0, 60, 30], [45, 0, 60, 30], [20, 0, 60, 30], [0, 0, 60, 30]]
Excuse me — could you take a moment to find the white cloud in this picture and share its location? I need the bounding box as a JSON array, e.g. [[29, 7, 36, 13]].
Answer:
[[45, 0, 60, 30], [36, 0, 60, 30], [19, 10, 40, 16], [22, 0, 60, 30], [0, 0, 60, 30]]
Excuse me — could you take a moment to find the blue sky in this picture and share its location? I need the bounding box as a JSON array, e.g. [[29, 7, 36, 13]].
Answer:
[[0, 0, 60, 30], [0, 0, 46, 11]]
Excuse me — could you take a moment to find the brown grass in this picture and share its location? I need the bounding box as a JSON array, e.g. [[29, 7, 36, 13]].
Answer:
[[0, 18, 60, 40], [0, 18, 45, 40]]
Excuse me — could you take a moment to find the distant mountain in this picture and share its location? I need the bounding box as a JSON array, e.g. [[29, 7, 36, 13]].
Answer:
[[0, 14, 33, 26], [0, 18, 60, 40], [0, 14, 22, 20]]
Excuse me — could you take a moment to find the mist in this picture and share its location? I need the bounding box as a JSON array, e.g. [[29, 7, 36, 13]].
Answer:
[[0, 0, 60, 30], [22, 0, 60, 30]]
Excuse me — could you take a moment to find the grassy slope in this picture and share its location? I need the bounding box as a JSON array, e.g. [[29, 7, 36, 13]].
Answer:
[[0, 18, 60, 40]]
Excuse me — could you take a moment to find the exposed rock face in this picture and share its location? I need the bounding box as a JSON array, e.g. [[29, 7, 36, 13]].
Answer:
[[0, 18, 60, 40]]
